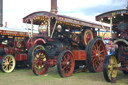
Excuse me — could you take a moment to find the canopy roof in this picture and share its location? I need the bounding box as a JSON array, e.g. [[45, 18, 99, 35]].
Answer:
[[96, 9, 128, 24], [23, 11, 109, 30]]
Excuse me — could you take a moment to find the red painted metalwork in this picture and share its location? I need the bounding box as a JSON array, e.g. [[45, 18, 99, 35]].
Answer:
[[0, 44, 2, 48], [5, 48, 16, 54], [0, 30, 29, 37], [72, 50, 86, 60], [26, 38, 34, 50], [15, 54, 27, 61], [48, 59, 57, 67], [34, 38, 46, 45]]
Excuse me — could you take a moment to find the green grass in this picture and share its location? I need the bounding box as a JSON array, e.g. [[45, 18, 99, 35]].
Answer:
[[0, 67, 128, 85]]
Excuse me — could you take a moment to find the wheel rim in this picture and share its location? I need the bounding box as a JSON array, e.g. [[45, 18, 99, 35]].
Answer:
[[32, 50, 49, 75], [33, 45, 45, 53], [2, 55, 15, 73], [108, 56, 118, 80], [91, 40, 106, 72], [60, 52, 74, 77], [84, 30, 93, 46]]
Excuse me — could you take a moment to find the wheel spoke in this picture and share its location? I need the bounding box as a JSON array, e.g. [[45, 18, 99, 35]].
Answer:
[[99, 50, 104, 54], [62, 65, 67, 71]]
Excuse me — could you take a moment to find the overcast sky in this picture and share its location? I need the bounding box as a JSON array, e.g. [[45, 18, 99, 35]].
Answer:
[[3, 0, 127, 28]]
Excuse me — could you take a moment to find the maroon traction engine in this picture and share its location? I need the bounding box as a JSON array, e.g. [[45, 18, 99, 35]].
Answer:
[[23, 9, 109, 77], [23, 0, 110, 77], [0, 29, 35, 73]]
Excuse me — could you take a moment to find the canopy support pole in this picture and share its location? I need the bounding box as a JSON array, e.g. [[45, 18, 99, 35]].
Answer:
[[50, 20, 57, 38], [110, 18, 112, 38], [48, 19, 51, 37], [100, 20, 108, 37], [26, 23, 31, 38], [98, 28, 100, 36], [31, 19, 33, 38]]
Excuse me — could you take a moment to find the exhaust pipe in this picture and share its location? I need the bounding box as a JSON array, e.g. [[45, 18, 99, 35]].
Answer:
[[50, 0, 58, 14], [0, 0, 3, 27]]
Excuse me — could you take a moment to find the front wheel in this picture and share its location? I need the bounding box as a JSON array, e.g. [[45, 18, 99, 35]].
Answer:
[[103, 55, 118, 82], [0, 54, 16, 73], [31, 50, 49, 75], [57, 50, 75, 77]]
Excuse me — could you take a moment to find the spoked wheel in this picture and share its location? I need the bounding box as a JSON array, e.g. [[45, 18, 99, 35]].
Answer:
[[57, 50, 75, 77], [31, 50, 49, 75], [28, 44, 45, 67], [81, 29, 93, 46], [0, 54, 16, 73], [86, 38, 106, 72], [103, 55, 118, 82]]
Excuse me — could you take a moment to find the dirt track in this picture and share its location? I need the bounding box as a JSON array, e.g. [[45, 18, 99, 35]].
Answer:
[[0, 67, 128, 85]]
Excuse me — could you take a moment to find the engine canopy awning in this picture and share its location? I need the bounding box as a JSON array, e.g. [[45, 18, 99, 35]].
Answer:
[[96, 9, 128, 24], [23, 11, 109, 30]]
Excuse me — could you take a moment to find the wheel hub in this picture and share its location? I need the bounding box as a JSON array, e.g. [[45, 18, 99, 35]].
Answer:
[[96, 53, 100, 57], [38, 59, 42, 65], [67, 61, 70, 65]]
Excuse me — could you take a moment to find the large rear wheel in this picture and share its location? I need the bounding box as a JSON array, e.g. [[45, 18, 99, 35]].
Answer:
[[103, 55, 118, 82], [81, 29, 94, 46], [31, 50, 49, 75], [0, 54, 16, 73], [86, 38, 106, 72], [57, 50, 75, 77]]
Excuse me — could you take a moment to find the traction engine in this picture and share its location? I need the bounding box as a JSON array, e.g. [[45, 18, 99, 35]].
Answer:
[[96, 9, 128, 82]]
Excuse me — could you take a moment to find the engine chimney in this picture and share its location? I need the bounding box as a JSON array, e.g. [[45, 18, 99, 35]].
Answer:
[[0, 0, 3, 27], [50, 0, 58, 14]]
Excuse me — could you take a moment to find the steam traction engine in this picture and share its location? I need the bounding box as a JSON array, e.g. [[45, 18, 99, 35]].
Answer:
[[0, 28, 32, 73], [96, 9, 128, 82], [23, 10, 109, 77]]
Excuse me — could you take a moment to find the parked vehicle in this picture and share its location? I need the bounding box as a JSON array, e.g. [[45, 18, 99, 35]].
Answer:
[[96, 9, 128, 82], [0, 27, 37, 73], [23, 9, 109, 77]]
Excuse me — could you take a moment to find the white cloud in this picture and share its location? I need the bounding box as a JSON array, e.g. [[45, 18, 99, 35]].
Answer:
[[2, 0, 114, 28], [58, 0, 110, 12]]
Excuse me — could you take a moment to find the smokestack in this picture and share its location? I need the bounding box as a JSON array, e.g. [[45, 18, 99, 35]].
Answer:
[[50, 0, 58, 14], [0, 0, 3, 27]]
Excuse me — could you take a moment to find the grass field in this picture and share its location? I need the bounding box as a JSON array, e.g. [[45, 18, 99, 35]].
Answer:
[[0, 67, 128, 85]]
